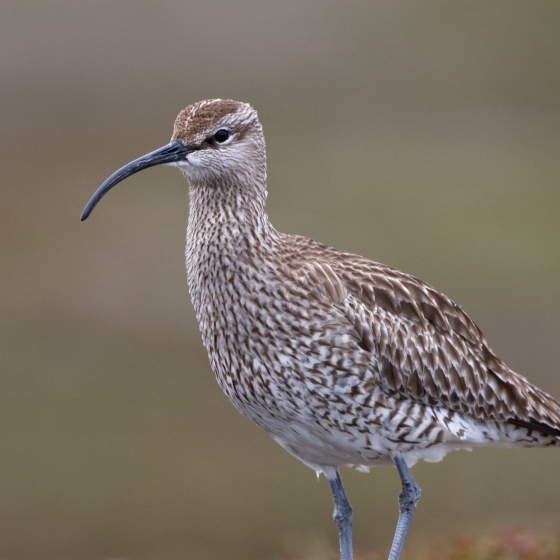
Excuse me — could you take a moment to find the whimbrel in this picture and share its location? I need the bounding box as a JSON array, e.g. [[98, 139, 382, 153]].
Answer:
[[82, 99, 560, 560]]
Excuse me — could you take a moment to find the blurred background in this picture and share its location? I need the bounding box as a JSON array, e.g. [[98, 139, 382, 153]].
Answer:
[[1, 1, 560, 559]]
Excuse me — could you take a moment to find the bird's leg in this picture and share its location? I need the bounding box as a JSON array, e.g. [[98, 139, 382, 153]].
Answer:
[[327, 469, 354, 560], [387, 454, 421, 560]]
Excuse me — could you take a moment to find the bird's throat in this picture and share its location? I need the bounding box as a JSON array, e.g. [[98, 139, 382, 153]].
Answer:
[[185, 176, 276, 302]]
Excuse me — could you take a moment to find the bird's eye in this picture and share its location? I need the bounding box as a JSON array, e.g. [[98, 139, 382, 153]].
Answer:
[[213, 129, 230, 143]]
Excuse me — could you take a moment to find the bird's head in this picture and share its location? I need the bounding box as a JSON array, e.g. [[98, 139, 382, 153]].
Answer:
[[81, 99, 265, 221]]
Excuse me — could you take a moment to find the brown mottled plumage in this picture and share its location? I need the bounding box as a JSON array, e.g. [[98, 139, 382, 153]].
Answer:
[[82, 99, 560, 560]]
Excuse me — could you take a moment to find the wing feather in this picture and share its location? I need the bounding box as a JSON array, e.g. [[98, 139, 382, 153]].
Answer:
[[285, 236, 560, 435]]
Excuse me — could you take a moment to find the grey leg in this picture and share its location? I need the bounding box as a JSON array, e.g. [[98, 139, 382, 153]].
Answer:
[[327, 469, 354, 560], [387, 455, 421, 560]]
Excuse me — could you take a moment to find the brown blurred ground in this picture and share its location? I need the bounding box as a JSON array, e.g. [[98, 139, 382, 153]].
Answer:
[[1, 1, 560, 559]]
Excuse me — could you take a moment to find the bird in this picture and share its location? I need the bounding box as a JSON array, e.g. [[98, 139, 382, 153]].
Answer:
[[82, 99, 560, 560]]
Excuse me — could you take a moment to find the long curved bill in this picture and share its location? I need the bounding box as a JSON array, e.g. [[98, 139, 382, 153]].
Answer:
[[81, 139, 194, 221]]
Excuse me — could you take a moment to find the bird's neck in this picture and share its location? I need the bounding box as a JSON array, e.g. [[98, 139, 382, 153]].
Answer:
[[189, 171, 273, 232], [185, 174, 277, 274], [185, 174, 279, 328]]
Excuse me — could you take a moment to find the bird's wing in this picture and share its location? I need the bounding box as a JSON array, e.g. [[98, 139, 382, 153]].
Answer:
[[284, 238, 560, 434]]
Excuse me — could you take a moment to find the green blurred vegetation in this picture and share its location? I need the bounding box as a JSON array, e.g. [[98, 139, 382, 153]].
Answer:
[[1, 1, 560, 559]]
